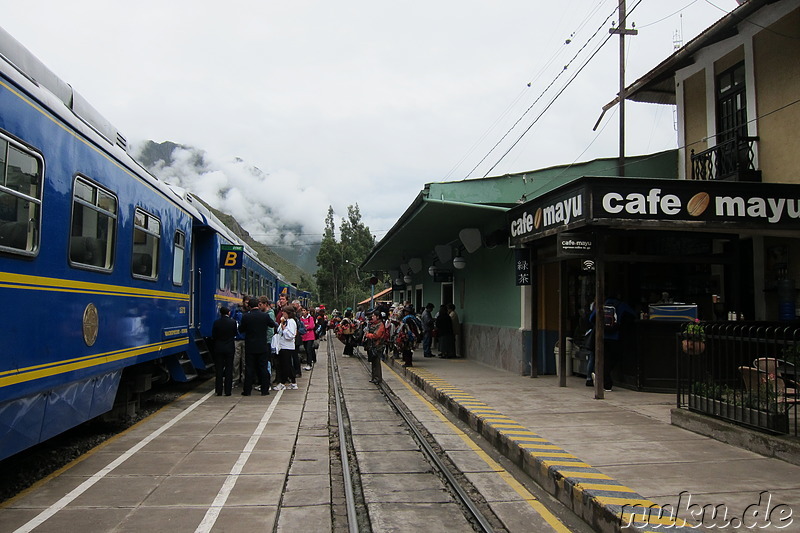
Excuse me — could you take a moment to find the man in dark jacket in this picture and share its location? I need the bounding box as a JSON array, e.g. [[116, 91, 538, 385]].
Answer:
[[211, 307, 238, 396], [239, 298, 279, 396]]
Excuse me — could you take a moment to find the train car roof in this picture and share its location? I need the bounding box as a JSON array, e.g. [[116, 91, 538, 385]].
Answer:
[[0, 26, 293, 288], [0, 26, 190, 211]]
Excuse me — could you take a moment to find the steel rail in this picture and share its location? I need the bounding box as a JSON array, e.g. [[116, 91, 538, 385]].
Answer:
[[354, 348, 495, 533], [329, 336, 360, 533]]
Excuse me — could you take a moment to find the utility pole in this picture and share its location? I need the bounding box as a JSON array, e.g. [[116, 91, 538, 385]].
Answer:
[[610, 0, 637, 177]]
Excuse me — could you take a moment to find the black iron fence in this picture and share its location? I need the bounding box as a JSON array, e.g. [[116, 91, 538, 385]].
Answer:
[[676, 322, 800, 436], [690, 135, 761, 182]]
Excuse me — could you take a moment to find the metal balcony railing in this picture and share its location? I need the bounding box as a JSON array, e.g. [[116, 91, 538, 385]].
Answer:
[[677, 322, 800, 436], [690, 135, 761, 182]]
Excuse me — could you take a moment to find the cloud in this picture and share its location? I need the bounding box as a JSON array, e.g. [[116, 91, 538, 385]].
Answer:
[[4, 0, 739, 247]]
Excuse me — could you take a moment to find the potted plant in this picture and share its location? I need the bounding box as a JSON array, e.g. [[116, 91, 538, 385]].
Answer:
[[681, 319, 706, 354]]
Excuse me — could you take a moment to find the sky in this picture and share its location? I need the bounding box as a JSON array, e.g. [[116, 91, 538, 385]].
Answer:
[[1, 0, 740, 250]]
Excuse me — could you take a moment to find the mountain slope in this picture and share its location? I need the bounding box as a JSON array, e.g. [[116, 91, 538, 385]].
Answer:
[[134, 140, 316, 290]]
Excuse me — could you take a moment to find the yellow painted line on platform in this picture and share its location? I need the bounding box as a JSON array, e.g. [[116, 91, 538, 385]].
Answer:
[[398, 365, 688, 530], [542, 460, 592, 468], [559, 471, 612, 479], [620, 513, 691, 528], [518, 443, 563, 450], [508, 436, 548, 442], [577, 483, 637, 493], [595, 496, 658, 507], [388, 367, 570, 533]]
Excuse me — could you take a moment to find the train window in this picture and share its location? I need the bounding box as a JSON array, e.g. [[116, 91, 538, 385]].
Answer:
[[231, 269, 239, 293], [172, 231, 185, 286], [132, 208, 160, 279], [0, 135, 43, 254], [241, 267, 249, 296], [219, 264, 227, 290], [69, 176, 116, 269]]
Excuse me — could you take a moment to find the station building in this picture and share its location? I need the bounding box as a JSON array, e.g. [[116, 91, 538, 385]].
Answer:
[[361, 0, 800, 389]]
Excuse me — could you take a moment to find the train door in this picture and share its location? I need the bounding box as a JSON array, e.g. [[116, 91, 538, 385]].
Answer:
[[189, 227, 215, 331]]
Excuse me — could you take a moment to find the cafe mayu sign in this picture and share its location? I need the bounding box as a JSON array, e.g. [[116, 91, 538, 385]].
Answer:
[[508, 176, 800, 245]]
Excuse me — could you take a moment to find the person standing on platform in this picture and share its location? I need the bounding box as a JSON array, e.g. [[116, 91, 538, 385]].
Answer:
[[231, 296, 248, 387], [274, 305, 298, 390], [588, 296, 636, 391], [364, 310, 388, 384], [435, 304, 455, 358], [211, 306, 238, 396], [300, 306, 317, 371], [397, 306, 421, 367], [447, 303, 461, 358], [421, 303, 435, 358], [340, 310, 356, 356], [239, 298, 278, 396]]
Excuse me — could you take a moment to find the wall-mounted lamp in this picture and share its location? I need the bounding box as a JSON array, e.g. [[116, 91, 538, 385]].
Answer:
[[428, 265, 437, 276], [403, 274, 412, 284], [453, 256, 466, 269], [395, 277, 404, 286]]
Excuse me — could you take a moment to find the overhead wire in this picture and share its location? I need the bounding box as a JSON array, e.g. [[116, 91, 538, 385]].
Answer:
[[442, 1, 607, 182], [462, 1, 626, 180]]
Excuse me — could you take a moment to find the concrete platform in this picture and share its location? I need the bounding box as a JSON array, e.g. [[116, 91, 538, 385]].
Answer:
[[385, 353, 800, 532]]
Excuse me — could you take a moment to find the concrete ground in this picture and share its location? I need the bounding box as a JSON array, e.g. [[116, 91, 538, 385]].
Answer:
[[385, 352, 800, 532]]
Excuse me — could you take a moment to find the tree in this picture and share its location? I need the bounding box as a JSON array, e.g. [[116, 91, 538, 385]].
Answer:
[[314, 204, 376, 311], [315, 207, 339, 308], [339, 204, 376, 311]]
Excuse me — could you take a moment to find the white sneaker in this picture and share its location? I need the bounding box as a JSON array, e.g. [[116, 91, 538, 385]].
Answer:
[[303, 365, 312, 371], [290, 383, 298, 390], [272, 384, 285, 391]]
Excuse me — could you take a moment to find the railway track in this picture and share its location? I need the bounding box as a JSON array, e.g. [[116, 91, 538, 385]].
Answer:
[[328, 337, 502, 532]]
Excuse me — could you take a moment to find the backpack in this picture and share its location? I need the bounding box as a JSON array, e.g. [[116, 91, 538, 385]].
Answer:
[[394, 326, 412, 351], [296, 317, 307, 336], [402, 315, 420, 343], [603, 305, 618, 333]]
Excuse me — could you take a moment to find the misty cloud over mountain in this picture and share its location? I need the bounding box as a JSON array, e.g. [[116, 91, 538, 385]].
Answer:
[[134, 140, 321, 273]]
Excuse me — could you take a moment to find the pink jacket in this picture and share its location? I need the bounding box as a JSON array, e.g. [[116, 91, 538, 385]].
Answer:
[[300, 315, 316, 342]]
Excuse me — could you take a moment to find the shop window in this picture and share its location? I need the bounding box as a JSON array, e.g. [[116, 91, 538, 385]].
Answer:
[[132, 208, 160, 279], [0, 134, 43, 254], [172, 230, 185, 286], [69, 176, 116, 270]]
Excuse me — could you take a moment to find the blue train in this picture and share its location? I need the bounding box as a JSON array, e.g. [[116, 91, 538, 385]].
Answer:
[[0, 27, 311, 461]]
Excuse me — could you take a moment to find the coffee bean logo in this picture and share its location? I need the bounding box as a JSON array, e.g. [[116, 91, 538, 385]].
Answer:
[[687, 192, 710, 216], [534, 208, 542, 229]]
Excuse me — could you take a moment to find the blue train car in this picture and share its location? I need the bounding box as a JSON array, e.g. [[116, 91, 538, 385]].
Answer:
[[0, 28, 192, 460], [0, 26, 312, 461]]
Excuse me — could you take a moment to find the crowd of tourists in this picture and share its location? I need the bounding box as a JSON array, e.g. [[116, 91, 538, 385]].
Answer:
[[209, 293, 327, 397], [211, 295, 462, 395]]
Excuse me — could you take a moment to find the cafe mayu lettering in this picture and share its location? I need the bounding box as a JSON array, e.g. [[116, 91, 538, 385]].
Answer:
[[509, 193, 583, 238]]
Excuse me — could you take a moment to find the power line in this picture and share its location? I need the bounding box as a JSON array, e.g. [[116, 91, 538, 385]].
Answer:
[[462, 2, 622, 180], [479, 0, 650, 177]]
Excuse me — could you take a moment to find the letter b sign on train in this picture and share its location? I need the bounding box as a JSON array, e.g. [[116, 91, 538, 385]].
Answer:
[[219, 245, 244, 269]]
